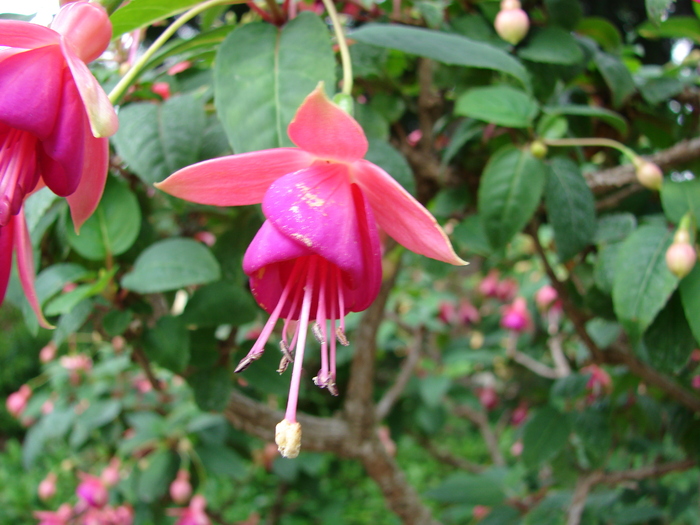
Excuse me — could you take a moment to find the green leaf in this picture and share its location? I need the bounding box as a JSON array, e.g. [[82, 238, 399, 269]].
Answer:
[[680, 264, 700, 346], [110, 0, 203, 37], [188, 367, 232, 412], [522, 406, 571, 468], [544, 157, 596, 261], [181, 281, 256, 328], [195, 444, 247, 480], [643, 292, 696, 373], [419, 375, 451, 408], [65, 177, 141, 260], [137, 450, 179, 503], [455, 85, 539, 128], [518, 27, 584, 65], [350, 24, 530, 89], [143, 316, 190, 374], [613, 224, 678, 340], [44, 269, 114, 317], [121, 238, 221, 294], [544, 0, 583, 30], [638, 16, 700, 43], [102, 310, 134, 337], [71, 399, 122, 448], [34, 263, 89, 306], [477, 146, 547, 249], [576, 17, 623, 51], [424, 471, 506, 506], [214, 13, 335, 153], [142, 25, 235, 73], [542, 104, 628, 134], [365, 139, 415, 195], [593, 50, 636, 107], [594, 213, 637, 244], [660, 178, 700, 224], [112, 95, 206, 184], [52, 299, 94, 347], [594, 243, 621, 294]]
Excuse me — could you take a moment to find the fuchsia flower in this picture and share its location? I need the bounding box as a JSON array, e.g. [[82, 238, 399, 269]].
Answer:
[[167, 495, 211, 525], [157, 84, 464, 457], [76, 473, 109, 508], [34, 503, 73, 525], [0, 1, 118, 326]]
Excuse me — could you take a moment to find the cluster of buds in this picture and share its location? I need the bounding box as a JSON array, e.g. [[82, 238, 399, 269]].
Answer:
[[666, 217, 697, 279], [500, 297, 533, 333], [494, 0, 530, 45], [479, 269, 518, 302], [438, 299, 481, 326]]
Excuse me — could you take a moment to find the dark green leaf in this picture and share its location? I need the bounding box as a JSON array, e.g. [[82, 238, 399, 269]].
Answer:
[[365, 140, 415, 195], [66, 177, 141, 260], [660, 178, 700, 224], [638, 17, 700, 42], [477, 146, 547, 249], [419, 375, 451, 408], [646, 0, 676, 26], [102, 310, 134, 337], [214, 13, 335, 153], [594, 213, 637, 244], [137, 450, 179, 503], [643, 292, 695, 373], [195, 444, 247, 480], [455, 85, 539, 128], [593, 50, 636, 107], [680, 264, 700, 346], [594, 243, 622, 294], [35, 263, 89, 306], [424, 471, 506, 506], [181, 281, 256, 328], [112, 95, 206, 184], [121, 238, 221, 293], [545, 0, 583, 30], [52, 299, 94, 347], [143, 316, 190, 374], [613, 224, 678, 340], [188, 367, 232, 412], [350, 24, 530, 88], [576, 17, 622, 51], [522, 406, 571, 468], [519, 27, 584, 65], [544, 157, 596, 261]]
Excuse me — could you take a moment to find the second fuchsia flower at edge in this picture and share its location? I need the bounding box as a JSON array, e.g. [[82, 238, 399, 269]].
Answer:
[[156, 83, 465, 458]]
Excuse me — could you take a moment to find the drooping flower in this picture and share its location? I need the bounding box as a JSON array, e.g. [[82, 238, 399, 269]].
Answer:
[[34, 503, 73, 525], [156, 83, 465, 457], [76, 472, 109, 508], [0, 1, 118, 326], [167, 495, 211, 525], [170, 469, 193, 504]]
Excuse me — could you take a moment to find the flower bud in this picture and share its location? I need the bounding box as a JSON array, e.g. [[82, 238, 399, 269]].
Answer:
[[478, 270, 500, 297], [76, 473, 109, 508], [530, 140, 548, 159], [101, 458, 121, 487], [6, 385, 32, 418], [535, 284, 558, 311], [635, 161, 663, 191], [494, 0, 530, 45], [478, 387, 499, 410], [666, 241, 697, 278], [500, 297, 532, 333], [692, 375, 700, 389], [275, 419, 302, 458], [50, 1, 112, 63], [170, 470, 192, 504], [39, 342, 58, 363], [151, 82, 171, 100], [38, 472, 57, 501], [473, 505, 491, 521]]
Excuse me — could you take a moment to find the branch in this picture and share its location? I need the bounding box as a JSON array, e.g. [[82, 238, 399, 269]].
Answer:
[[417, 434, 485, 473], [376, 326, 423, 420], [586, 137, 700, 190], [453, 404, 505, 466], [506, 333, 563, 379]]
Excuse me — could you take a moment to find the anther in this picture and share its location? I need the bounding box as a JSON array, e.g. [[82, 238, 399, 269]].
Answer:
[[336, 327, 349, 346], [234, 353, 262, 373], [312, 322, 325, 344], [279, 340, 294, 361]]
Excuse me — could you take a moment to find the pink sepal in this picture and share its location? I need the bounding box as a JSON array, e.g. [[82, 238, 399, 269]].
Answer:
[[155, 148, 314, 205], [351, 160, 466, 265], [0, 20, 59, 49], [67, 133, 109, 232]]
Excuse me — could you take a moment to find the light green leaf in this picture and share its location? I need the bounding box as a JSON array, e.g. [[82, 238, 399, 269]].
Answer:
[[110, 0, 203, 38], [613, 224, 678, 340], [477, 147, 547, 249], [121, 238, 221, 293], [660, 178, 700, 224], [542, 104, 628, 134], [518, 27, 584, 65], [576, 17, 623, 51], [350, 24, 531, 89], [137, 450, 179, 503], [544, 157, 596, 261], [214, 13, 335, 153], [112, 94, 206, 184], [638, 16, 700, 43], [66, 177, 141, 260], [680, 264, 700, 346], [455, 85, 539, 128], [35, 263, 89, 306]]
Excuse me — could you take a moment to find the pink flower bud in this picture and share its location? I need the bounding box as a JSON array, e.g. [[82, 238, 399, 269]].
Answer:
[[510, 440, 523, 457], [473, 505, 491, 521], [60, 354, 93, 372], [101, 458, 121, 487], [168, 494, 211, 525], [500, 297, 532, 333], [377, 426, 397, 457], [168, 61, 192, 76], [170, 470, 192, 504], [458, 300, 481, 324], [151, 82, 171, 100], [407, 129, 422, 147], [38, 472, 57, 501], [114, 505, 134, 525], [478, 270, 500, 297], [535, 284, 558, 310], [438, 301, 457, 324], [6, 385, 31, 418], [194, 231, 216, 246], [478, 387, 499, 411], [40, 342, 58, 363], [665, 241, 697, 278], [495, 278, 518, 302], [582, 364, 612, 397], [112, 336, 126, 353], [76, 473, 109, 508], [511, 404, 528, 426], [50, 1, 112, 63], [494, 0, 530, 45], [692, 376, 700, 389], [635, 161, 663, 190], [42, 399, 55, 415], [34, 503, 73, 525]]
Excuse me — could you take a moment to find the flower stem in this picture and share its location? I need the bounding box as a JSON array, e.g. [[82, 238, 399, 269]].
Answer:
[[542, 137, 639, 165], [108, 0, 237, 105], [320, 0, 353, 96]]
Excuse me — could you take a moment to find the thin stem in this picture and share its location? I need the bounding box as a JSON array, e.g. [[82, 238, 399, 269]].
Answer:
[[108, 0, 236, 105], [320, 0, 353, 96], [543, 137, 638, 164], [264, 0, 285, 24]]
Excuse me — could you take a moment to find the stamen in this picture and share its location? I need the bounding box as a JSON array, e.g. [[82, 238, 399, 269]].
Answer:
[[235, 258, 304, 373], [312, 323, 325, 344], [336, 327, 349, 347]]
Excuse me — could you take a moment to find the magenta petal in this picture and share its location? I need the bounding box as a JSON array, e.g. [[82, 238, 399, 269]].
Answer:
[[155, 148, 314, 205], [262, 163, 381, 289], [39, 71, 85, 197], [14, 211, 52, 329], [67, 133, 108, 231], [0, 20, 59, 49], [61, 41, 118, 138], [0, 222, 13, 304], [287, 84, 368, 162], [0, 45, 64, 139], [352, 160, 467, 265]]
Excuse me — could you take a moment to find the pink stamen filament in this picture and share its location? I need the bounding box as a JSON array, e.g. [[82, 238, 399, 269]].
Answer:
[[316, 261, 329, 383], [0, 129, 37, 227], [284, 257, 317, 423]]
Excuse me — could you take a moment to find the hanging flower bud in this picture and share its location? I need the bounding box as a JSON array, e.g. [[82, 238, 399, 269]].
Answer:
[[39, 342, 58, 363], [500, 297, 532, 333], [38, 472, 57, 501], [494, 0, 530, 45], [635, 161, 663, 190], [666, 227, 696, 279], [76, 473, 109, 508], [170, 469, 193, 504], [6, 384, 31, 418], [101, 458, 121, 487]]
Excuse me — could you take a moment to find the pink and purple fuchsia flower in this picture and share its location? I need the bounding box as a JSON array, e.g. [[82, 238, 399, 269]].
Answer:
[[157, 84, 465, 457], [0, 1, 118, 327]]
